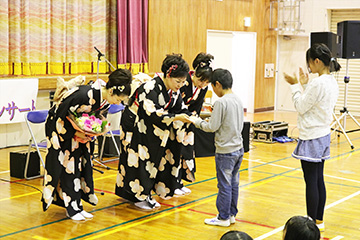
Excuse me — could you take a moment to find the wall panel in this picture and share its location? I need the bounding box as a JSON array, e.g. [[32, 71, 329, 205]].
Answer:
[[148, 0, 277, 110]]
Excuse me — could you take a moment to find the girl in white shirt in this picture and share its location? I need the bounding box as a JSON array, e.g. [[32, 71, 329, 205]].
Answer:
[[284, 43, 341, 232]]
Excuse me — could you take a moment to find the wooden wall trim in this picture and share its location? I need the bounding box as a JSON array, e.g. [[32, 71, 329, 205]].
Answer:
[[254, 106, 275, 113], [0, 74, 108, 90]]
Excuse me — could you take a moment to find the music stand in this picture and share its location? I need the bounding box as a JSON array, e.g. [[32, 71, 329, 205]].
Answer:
[[330, 59, 360, 149], [92, 46, 117, 169]]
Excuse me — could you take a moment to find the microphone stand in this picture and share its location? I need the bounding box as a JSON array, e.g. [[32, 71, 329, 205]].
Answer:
[[94, 46, 116, 80], [92, 46, 117, 169]]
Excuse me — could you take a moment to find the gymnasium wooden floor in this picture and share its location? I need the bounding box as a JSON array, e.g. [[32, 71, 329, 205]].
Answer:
[[1, 111, 359, 240]]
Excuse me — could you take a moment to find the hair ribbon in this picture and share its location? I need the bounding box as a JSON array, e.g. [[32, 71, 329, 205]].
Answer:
[[112, 85, 125, 92], [167, 65, 178, 75]]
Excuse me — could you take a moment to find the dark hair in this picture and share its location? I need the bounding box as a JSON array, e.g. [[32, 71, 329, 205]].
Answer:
[[106, 68, 132, 96], [306, 43, 341, 72], [161, 53, 190, 79], [193, 52, 214, 82], [283, 216, 320, 240], [220, 231, 253, 240], [210, 68, 233, 89]]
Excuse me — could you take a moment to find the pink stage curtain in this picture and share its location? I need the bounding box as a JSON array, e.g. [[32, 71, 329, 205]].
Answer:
[[117, 0, 149, 74], [0, 0, 117, 76]]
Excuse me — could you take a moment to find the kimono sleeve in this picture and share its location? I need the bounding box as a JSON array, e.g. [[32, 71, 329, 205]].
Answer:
[[53, 87, 97, 141], [137, 85, 188, 131]]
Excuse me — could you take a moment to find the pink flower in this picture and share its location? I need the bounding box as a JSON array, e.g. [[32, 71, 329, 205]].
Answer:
[[84, 124, 92, 131], [84, 119, 92, 126], [73, 113, 107, 134]]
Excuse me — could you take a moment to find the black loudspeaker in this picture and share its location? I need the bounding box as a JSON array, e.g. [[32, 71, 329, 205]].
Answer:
[[310, 32, 337, 56], [10, 151, 40, 179], [337, 21, 360, 59], [97, 136, 121, 157], [242, 121, 250, 153], [194, 121, 250, 157]]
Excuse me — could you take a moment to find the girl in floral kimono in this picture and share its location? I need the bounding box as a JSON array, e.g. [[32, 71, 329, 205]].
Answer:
[[175, 52, 214, 196], [115, 54, 193, 210], [42, 69, 132, 220]]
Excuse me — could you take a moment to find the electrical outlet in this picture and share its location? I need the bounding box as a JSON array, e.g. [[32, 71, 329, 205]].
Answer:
[[265, 63, 274, 78]]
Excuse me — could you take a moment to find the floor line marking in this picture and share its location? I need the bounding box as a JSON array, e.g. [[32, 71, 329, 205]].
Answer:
[[185, 208, 276, 229], [0, 170, 10, 174], [253, 169, 360, 190], [324, 174, 360, 184], [325, 190, 360, 210], [331, 236, 344, 240], [32, 236, 50, 240], [0, 192, 39, 202], [0, 174, 116, 202], [254, 190, 360, 240], [0, 169, 296, 239], [244, 158, 261, 162], [252, 149, 360, 240], [71, 168, 302, 239], [1, 149, 359, 238], [159, 202, 276, 229], [254, 160, 360, 185]]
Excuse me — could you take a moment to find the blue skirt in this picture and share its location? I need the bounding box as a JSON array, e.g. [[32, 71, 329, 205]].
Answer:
[[292, 134, 331, 163]]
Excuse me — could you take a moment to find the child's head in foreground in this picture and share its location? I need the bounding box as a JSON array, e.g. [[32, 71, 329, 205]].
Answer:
[[283, 216, 320, 240]]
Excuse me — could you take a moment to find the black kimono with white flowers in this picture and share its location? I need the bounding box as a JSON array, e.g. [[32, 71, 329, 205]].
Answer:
[[177, 73, 208, 186], [181, 73, 208, 115], [41, 85, 109, 216], [115, 77, 193, 201]]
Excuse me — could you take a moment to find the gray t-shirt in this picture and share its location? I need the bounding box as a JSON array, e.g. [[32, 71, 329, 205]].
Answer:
[[194, 93, 244, 154]]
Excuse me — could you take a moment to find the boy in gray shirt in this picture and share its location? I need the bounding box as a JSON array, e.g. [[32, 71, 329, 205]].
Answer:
[[192, 68, 244, 227]]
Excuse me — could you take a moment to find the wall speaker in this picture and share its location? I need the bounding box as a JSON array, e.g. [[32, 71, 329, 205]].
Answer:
[[337, 21, 360, 59], [310, 32, 337, 57]]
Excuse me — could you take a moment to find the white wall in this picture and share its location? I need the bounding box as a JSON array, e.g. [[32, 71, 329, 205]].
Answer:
[[276, 35, 309, 111], [309, 0, 360, 32], [275, 0, 360, 111]]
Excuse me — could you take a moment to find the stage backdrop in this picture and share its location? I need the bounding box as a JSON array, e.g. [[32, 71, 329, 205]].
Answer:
[[0, 78, 38, 124]]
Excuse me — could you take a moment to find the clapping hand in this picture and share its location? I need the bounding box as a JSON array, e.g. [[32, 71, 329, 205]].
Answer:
[[298, 67, 309, 85], [283, 72, 298, 85], [284, 67, 309, 86]]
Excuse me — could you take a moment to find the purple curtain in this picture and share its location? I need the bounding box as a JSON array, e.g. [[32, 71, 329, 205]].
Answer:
[[117, 0, 148, 73]]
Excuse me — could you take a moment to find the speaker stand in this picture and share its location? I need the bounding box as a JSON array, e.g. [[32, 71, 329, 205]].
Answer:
[[331, 59, 360, 149]]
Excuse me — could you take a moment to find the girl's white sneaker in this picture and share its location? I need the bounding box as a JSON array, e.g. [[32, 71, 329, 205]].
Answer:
[[180, 186, 191, 194], [69, 213, 85, 221], [80, 210, 93, 219]]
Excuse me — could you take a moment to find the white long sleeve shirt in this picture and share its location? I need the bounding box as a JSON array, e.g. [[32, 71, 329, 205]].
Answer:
[[290, 74, 339, 140]]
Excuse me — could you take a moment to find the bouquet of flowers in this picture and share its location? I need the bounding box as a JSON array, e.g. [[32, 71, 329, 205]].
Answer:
[[66, 112, 109, 138]]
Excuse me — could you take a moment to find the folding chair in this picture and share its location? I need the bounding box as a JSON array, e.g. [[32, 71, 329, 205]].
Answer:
[[98, 104, 125, 163], [24, 110, 48, 179]]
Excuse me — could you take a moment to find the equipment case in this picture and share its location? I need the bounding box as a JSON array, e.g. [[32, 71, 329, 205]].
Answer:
[[252, 121, 288, 143]]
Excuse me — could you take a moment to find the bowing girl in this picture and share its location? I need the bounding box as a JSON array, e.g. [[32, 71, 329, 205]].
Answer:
[[115, 54, 193, 210], [175, 52, 214, 195], [42, 69, 132, 220]]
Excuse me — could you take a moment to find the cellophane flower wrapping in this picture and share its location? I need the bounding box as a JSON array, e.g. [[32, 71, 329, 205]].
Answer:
[[67, 112, 108, 137], [76, 113, 104, 133]]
